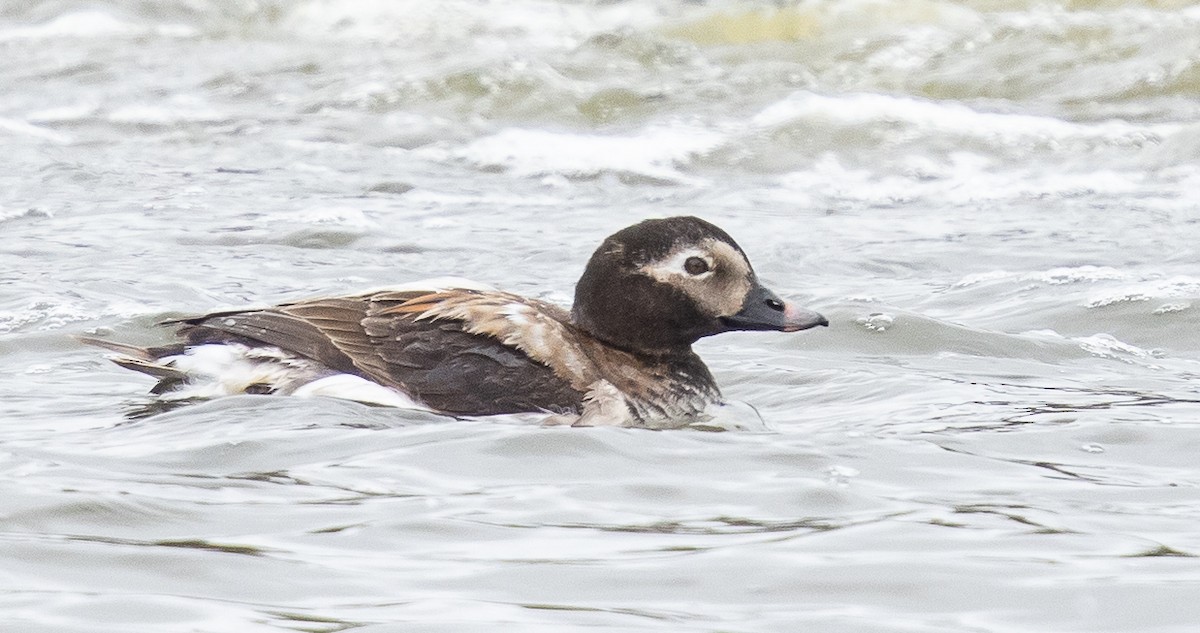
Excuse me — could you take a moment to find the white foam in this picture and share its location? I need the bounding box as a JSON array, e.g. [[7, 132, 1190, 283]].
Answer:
[[1074, 334, 1161, 364], [953, 270, 1200, 313], [1025, 329, 1164, 366], [0, 11, 196, 40], [953, 266, 1131, 289], [1086, 276, 1200, 309], [1, 11, 130, 39], [0, 207, 53, 223], [441, 125, 725, 182], [698, 400, 771, 432], [951, 270, 1016, 288], [25, 103, 100, 124], [108, 103, 225, 126], [402, 190, 568, 209], [283, 0, 656, 46], [774, 153, 1151, 208], [1032, 267, 1130, 286], [290, 206, 377, 229], [753, 91, 1177, 146], [0, 117, 72, 144], [856, 313, 895, 333], [997, 4, 1200, 32], [0, 297, 149, 335], [1153, 303, 1191, 315]]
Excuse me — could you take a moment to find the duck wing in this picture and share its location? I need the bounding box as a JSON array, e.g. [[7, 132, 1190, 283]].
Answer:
[[172, 286, 589, 416]]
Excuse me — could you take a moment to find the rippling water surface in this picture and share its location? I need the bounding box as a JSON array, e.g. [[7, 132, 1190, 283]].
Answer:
[[3, 1, 1200, 631]]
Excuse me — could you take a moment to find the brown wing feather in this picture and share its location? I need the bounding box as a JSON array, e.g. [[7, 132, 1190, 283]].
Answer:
[[173, 309, 361, 374], [171, 287, 588, 415], [379, 290, 596, 391]]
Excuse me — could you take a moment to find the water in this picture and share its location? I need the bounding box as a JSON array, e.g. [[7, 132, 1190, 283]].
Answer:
[[2, 1, 1199, 631]]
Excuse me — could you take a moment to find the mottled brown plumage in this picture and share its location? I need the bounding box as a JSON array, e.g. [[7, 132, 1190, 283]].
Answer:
[[86, 216, 828, 427]]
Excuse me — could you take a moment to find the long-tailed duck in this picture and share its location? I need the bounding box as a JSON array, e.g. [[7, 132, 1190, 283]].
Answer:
[[84, 216, 827, 427]]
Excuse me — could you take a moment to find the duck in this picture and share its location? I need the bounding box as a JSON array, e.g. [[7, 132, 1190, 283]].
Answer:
[[83, 216, 827, 427]]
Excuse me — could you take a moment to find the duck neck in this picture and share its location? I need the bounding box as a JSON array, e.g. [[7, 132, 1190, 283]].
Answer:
[[571, 257, 722, 352]]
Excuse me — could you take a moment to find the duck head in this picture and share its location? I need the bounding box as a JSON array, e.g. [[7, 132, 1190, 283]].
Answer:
[[571, 216, 827, 355]]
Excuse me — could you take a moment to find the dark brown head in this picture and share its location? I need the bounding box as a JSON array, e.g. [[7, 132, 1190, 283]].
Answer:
[[571, 216, 827, 355]]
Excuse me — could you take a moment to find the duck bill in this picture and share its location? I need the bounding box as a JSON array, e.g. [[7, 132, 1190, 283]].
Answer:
[[722, 284, 828, 333]]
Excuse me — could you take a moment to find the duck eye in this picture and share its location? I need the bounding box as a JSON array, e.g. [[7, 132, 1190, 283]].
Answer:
[[683, 256, 710, 276]]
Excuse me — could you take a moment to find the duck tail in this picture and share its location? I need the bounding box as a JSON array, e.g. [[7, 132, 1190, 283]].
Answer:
[[75, 335, 189, 392]]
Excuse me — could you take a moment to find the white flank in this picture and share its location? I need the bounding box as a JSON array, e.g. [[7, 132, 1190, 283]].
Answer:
[[291, 374, 429, 409], [155, 344, 429, 408], [158, 344, 314, 400]]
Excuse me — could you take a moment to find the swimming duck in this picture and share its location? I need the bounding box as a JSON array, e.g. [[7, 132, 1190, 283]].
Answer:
[[85, 216, 827, 427]]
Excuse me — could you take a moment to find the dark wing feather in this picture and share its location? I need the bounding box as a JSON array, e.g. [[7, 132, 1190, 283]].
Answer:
[[171, 308, 361, 375], [75, 335, 185, 361], [167, 288, 585, 415], [362, 313, 584, 415], [278, 297, 386, 368]]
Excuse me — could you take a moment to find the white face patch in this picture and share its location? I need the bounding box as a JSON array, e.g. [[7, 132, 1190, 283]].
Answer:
[[641, 246, 716, 283], [637, 238, 753, 318]]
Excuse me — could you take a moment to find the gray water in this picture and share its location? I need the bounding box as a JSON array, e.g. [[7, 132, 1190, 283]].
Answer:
[[3, 1, 1200, 631]]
